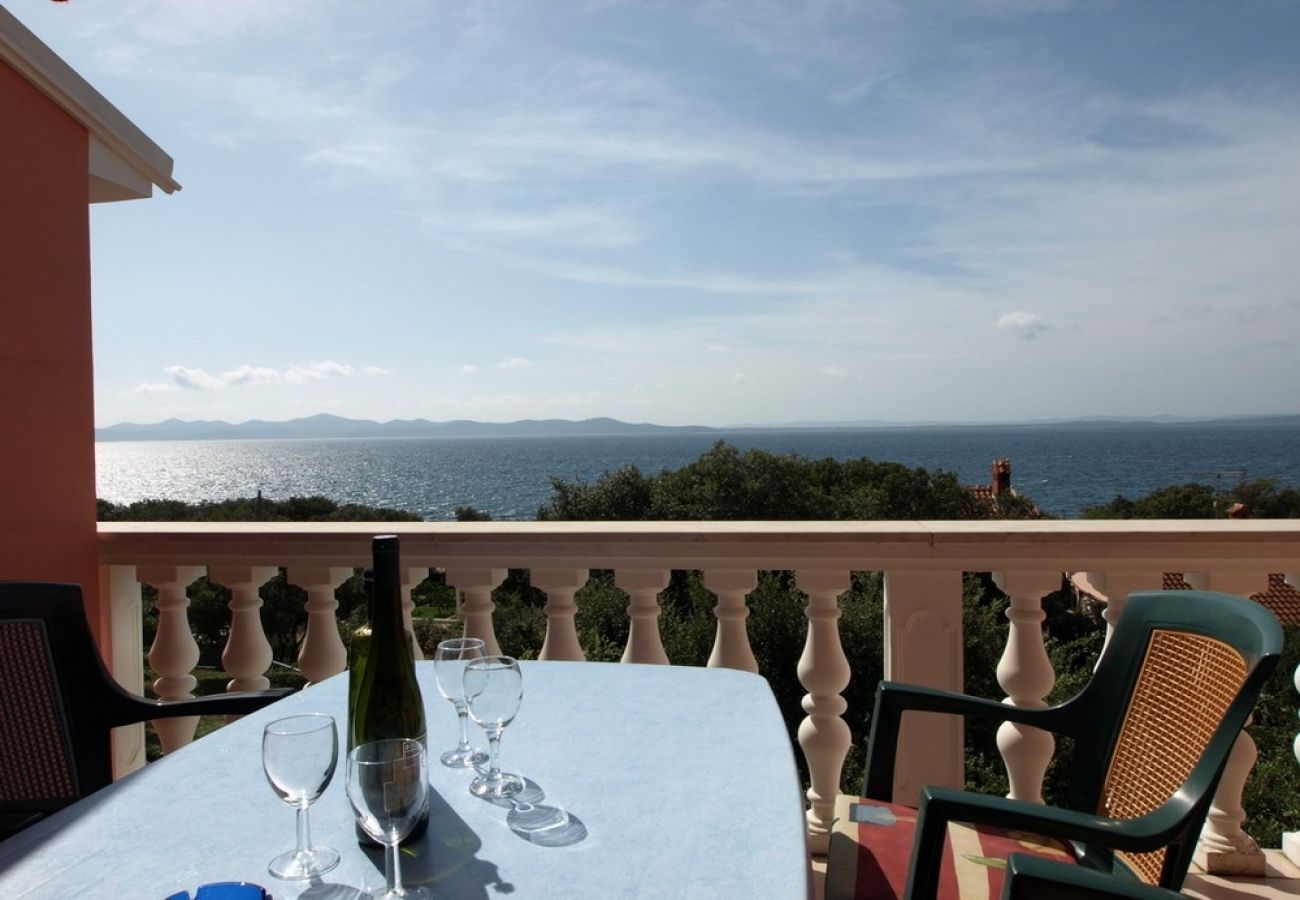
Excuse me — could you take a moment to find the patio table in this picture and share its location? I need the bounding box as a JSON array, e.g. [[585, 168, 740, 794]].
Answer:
[[0, 661, 811, 899]]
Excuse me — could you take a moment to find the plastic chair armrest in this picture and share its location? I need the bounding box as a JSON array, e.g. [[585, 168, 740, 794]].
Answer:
[[105, 688, 295, 726], [907, 786, 1187, 899], [863, 682, 1061, 799], [147, 688, 295, 719], [1003, 854, 1181, 900]]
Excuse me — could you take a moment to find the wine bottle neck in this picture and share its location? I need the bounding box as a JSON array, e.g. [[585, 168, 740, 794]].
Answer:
[[369, 535, 404, 638]]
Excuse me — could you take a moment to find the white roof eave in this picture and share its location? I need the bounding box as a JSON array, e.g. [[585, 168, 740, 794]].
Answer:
[[0, 4, 181, 202]]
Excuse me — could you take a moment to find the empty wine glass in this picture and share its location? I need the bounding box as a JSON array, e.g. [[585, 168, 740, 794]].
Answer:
[[347, 739, 430, 900], [462, 655, 524, 798], [262, 714, 341, 880], [432, 637, 490, 768]]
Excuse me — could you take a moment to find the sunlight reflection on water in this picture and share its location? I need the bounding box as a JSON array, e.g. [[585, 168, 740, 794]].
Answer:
[[96, 425, 1300, 521]]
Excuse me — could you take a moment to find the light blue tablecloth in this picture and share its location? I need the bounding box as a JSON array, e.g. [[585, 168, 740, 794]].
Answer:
[[0, 661, 811, 899]]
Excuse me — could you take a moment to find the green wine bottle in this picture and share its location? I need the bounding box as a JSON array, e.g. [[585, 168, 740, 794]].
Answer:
[[345, 620, 370, 755], [349, 535, 429, 843]]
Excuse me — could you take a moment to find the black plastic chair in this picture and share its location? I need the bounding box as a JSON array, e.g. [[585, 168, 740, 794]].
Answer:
[[827, 589, 1283, 899], [0, 581, 293, 840]]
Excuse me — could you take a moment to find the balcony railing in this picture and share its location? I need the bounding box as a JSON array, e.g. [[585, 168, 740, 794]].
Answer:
[[98, 519, 1300, 880]]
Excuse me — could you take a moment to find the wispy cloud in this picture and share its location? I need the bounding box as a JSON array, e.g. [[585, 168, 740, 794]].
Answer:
[[43, 0, 1300, 425], [136, 361, 374, 393], [997, 311, 1048, 340]]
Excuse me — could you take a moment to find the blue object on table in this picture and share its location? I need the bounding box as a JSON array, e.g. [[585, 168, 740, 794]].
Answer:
[[164, 882, 269, 900]]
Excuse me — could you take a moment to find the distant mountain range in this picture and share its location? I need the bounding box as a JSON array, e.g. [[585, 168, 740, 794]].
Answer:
[[94, 414, 720, 442], [94, 412, 1300, 442]]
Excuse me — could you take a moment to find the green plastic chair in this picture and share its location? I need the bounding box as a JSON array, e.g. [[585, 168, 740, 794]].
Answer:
[[829, 589, 1283, 899], [1002, 854, 1182, 899]]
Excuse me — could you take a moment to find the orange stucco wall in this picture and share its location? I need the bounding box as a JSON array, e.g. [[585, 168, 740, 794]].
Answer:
[[0, 62, 101, 634]]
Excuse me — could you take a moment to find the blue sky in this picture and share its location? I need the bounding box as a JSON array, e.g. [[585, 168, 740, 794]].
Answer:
[[15, 0, 1300, 427]]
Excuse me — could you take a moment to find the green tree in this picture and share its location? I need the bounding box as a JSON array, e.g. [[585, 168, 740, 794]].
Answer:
[[99, 494, 421, 523], [1231, 478, 1300, 518], [1082, 477, 1300, 520], [1083, 483, 1218, 519], [536, 441, 1019, 522], [454, 505, 493, 521]]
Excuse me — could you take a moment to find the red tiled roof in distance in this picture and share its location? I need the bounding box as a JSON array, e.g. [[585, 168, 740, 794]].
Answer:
[[1130, 573, 1299, 626]]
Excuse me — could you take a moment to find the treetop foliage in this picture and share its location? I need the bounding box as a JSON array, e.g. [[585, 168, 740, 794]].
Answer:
[[1082, 478, 1300, 519], [98, 494, 421, 523], [537, 440, 1040, 521]]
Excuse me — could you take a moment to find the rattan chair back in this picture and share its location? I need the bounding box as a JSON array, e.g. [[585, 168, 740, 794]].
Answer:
[[1061, 590, 1282, 885], [0, 618, 81, 814], [0, 582, 294, 843], [1100, 629, 1248, 882]]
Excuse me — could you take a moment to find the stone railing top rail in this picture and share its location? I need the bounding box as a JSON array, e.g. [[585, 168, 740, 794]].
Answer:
[[98, 520, 1300, 573]]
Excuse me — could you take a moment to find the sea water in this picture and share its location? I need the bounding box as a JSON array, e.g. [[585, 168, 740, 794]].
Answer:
[[95, 422, 1300, 521]]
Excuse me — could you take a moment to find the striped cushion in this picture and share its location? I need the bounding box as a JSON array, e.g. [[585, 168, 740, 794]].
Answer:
[[826, 795, 1076, 900]]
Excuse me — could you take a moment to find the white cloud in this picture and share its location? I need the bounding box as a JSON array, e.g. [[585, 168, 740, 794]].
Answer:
[[363, 366, 394, 377], [157, 361, 362, 391], [461, 364, 480, 374], [165, 365, 226, 391], [731, 372, 748, 385], [420, 205, 642, 249], [286, 361, 355, 383], [131, 382, 181, 395], [498, 357, 534, 370], [821, 365, 848, 378], [221, 365, 284, 387], [996, 311, 1048, 340]]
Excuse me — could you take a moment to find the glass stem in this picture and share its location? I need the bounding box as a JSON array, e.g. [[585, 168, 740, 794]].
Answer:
[[456, 704, 472, 752], [487, 728, 503, 781], [386, 840, 402, 894], [296, 804, 311, 855]]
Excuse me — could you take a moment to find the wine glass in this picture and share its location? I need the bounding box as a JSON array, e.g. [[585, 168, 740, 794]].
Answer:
[[432, 637, 490, 768], [261, 714, 341, 880], [347, 739, 430, 899], [462, 655, 524, 798]]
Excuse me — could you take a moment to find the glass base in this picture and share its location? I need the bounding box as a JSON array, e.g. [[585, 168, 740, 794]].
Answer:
[[469, 771, 524, 799], [440, 746, 489, 768], [366, 886, 431, 900], [267, 845, 340, 880], [507, 801, 570, 834]]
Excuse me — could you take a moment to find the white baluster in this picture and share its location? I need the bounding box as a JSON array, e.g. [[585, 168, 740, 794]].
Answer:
[[616, 569, 671, 664], [209, 565, 278, 694], [532, 568, 588, 661], [1285, 573, 1300, 869], [702, 569, 758, 673], [139, 565, 205, 754], [443, 566, 505, 656], [286, 566, 351, 684], [796, 569, 852, 854], [992, 570, 1059, 804], [1081, 571, 1162, 668], [883, 570, 964, 804], [403, 567, 426, 661], [1186, 572, 1270, 876], [105, 564, 145, 778]]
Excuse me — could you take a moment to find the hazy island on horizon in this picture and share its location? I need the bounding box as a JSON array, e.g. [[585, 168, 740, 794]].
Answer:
[[93, 411, 1300, 442]]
